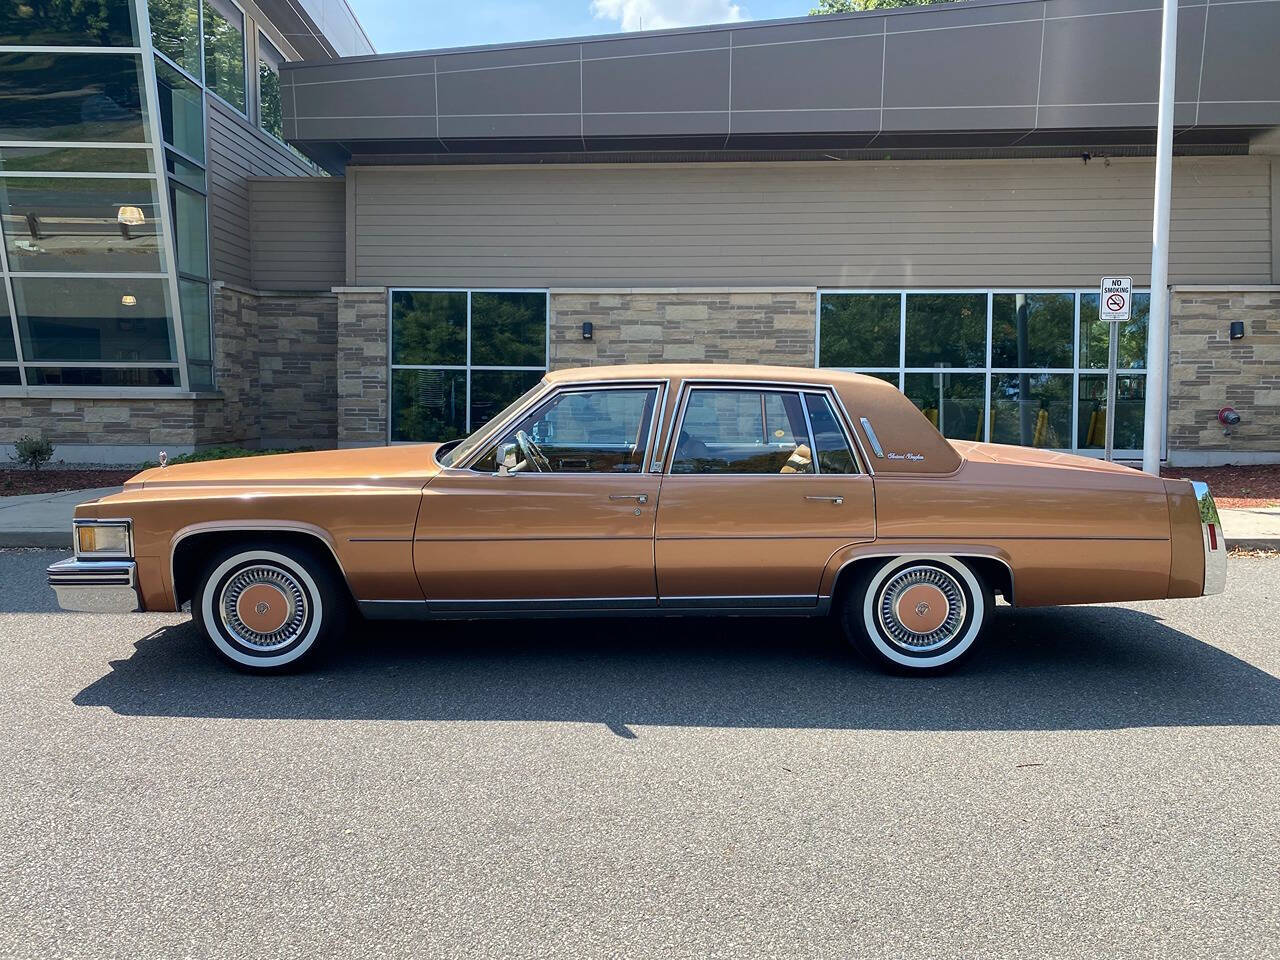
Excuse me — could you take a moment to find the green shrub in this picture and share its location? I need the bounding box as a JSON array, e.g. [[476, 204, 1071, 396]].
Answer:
[[14, 434, 55, 470], [139, 446, 312, 470]]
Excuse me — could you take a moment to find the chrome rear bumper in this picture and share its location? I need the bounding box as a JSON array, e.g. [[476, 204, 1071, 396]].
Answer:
[[1190, 481, 1226, 596], [47, 558, 141, 613]]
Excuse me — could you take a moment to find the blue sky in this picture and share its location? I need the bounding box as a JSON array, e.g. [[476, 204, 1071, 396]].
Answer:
[[351, 0, 814, 53]]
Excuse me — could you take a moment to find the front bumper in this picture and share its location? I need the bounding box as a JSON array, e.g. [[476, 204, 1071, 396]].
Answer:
[[1190, 481, 1227, 596], [47, 558, 141, 613]]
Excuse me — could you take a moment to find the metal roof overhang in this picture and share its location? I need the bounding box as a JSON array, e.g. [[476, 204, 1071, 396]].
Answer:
[[279, 0, 1280, 170]]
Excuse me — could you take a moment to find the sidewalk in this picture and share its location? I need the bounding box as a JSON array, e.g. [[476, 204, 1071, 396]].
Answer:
[[0, 487, 122, 548], [0, 484, 1277, 551]]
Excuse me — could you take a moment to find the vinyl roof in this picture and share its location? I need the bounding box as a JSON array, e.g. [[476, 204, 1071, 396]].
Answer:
[[280, 0, 1280, 169]]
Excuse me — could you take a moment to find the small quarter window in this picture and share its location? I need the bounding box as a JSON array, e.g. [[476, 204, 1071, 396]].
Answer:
[[672, 389, 813, 475], [803, 393, 858, 474]]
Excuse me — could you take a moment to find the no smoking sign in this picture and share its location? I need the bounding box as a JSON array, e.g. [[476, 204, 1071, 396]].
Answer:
[[1100, 276, 1133, 321]]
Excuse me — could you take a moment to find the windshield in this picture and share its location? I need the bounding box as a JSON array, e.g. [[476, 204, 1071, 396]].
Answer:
[[437, 380, 548, 467]]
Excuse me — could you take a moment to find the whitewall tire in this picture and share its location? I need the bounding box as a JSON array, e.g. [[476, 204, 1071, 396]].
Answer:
[[840, 555, 992, 674], [193, 542, 347, 672]]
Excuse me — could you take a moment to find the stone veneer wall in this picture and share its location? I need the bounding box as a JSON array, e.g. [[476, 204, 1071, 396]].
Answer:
[[335, 288, 390, 447], [1167, 287, 1280, 464], [549, 290, 817, 369], [213, 284, 339, 447]]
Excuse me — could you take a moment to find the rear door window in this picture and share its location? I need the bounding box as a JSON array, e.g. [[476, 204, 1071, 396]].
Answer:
[[671, 388, 813, 474]]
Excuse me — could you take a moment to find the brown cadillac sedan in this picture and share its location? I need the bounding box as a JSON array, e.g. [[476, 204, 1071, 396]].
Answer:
[[49, 364, 1226, 675]]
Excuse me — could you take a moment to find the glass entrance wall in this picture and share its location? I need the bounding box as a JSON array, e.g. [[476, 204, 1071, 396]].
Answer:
[[818, 290, 1152, 457], [0, 0, 195, 391]]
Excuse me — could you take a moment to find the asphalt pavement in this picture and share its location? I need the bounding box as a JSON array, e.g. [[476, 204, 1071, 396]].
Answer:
[[0, 548, 1277, 959]]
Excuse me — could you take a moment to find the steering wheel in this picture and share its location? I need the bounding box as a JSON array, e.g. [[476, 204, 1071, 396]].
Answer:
[[515, 430, 552, 473]]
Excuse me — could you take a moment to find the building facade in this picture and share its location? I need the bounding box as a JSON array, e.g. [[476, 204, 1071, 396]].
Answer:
[[3, 0, 1278, 466]]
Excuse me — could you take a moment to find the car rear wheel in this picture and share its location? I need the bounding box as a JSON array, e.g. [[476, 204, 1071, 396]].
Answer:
[[192, 541, 348, 673], [839, 556, 992, 675]]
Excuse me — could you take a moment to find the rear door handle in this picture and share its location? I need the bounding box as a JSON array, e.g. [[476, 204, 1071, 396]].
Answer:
[[610, 493, 649, 504], [804, 495, 844, 505]]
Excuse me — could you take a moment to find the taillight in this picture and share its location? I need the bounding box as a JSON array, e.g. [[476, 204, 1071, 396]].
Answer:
[[1207, 522, 1218, 551]]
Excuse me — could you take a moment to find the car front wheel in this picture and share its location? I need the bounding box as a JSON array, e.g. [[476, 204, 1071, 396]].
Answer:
[[193, 541, 348, 673], [839, 555, 991, 674]]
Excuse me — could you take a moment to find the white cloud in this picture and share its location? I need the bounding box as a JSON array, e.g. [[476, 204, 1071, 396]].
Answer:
[[589, 0, 745, 32]]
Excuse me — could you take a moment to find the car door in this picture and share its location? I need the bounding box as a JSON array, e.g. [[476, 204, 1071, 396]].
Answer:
[[414, 382, 665, 606], [654, 384, 875, 606]]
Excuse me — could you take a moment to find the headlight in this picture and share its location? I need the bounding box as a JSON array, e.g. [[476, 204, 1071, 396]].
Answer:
[[73, 520, 133, 558]]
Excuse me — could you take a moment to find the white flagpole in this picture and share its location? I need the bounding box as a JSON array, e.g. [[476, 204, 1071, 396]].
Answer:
[[1142, 0, 1179, 475]]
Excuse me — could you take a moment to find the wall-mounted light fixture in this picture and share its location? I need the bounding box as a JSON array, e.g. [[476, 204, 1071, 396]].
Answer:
[[582, 321, 593, 341], [1229, 321, 1245, 340], [116, 206, 145, 226], [120, 294, 137, 306]]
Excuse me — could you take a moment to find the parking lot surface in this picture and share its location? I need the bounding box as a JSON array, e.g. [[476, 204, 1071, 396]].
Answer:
[[1, 548, 1277, 959]]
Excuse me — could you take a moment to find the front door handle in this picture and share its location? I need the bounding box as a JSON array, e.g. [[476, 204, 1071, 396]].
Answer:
[[610, 493, 649, 504], [804, 495, 844, 505]]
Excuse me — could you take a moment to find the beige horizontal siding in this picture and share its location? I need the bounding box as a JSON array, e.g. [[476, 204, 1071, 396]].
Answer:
[[248, 178, 345, 289], [351, 156, 1272, 289], [207, 97, 322, 287]]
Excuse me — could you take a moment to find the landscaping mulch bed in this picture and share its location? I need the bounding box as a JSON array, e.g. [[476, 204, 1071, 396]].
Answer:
[[1162, 464, 1280, 509], [0, 469, 137, 497]]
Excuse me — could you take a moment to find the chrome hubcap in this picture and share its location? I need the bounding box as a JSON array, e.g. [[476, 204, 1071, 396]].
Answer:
[[219, 565, 308, 651], [877, 565, 966, 652]]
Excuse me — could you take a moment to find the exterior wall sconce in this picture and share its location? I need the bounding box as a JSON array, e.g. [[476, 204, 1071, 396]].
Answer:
[[120, 294, 137, 306], [116, 206, 145, 226], [582, 321, 593, 341], [1229, 321, 1245, 340]]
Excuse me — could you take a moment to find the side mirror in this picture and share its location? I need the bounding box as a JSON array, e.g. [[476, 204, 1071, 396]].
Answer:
[[498, 442, 520, 476]]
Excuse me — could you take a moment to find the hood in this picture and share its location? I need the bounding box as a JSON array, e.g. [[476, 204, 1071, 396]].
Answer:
[[126, 444, 443, 489], [949, 440, 1148, 476]]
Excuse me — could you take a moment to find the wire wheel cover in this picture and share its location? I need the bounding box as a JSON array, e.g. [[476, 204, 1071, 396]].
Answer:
[[219, 565, 308, 651], [877, 565, 967, 652]]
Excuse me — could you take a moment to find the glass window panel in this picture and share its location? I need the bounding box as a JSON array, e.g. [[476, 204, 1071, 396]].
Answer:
[[258, 33, 285, 142], [819, 294, 899, 368], [1080, 293, 1148, 370], [904, 372, 986, 442], [0, 291, 15, 361], [179, 278, 212, 390], [470, 369, 544, 433], [156, 60, 204, 163], [804, 392, 857, 474], [990, 372, 1072, 449], [26, 367, 177, 387], [0, 367, 19, 386], [478, 386, 657, 474], [203, 0, 246, 112], [991, 293, 1073, 369], [0, 176, 163, 273], [1078, 374, 1147, 451], [470, 292, 546, 367], [13, 277, 175, 362], [0, 147, 151, 173], [0, 53, 147, 142], [391, 368, 467, 443], [904, 293, 987, 369], [171, 182, 208, 278], [391, 291, 466, 366], [165, 153, 205, 191], [149, 0, 201, 76], [1, 0, 139, 46], [672, 389, 813, 475]]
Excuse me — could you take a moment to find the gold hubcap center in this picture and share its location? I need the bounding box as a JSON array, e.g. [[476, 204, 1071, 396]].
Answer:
[[236, 583, 292, 634], [895, 583, 950, 634]]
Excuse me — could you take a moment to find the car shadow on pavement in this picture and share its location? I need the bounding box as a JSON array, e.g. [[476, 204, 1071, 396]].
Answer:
[[73, 604, 1280, 732]]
